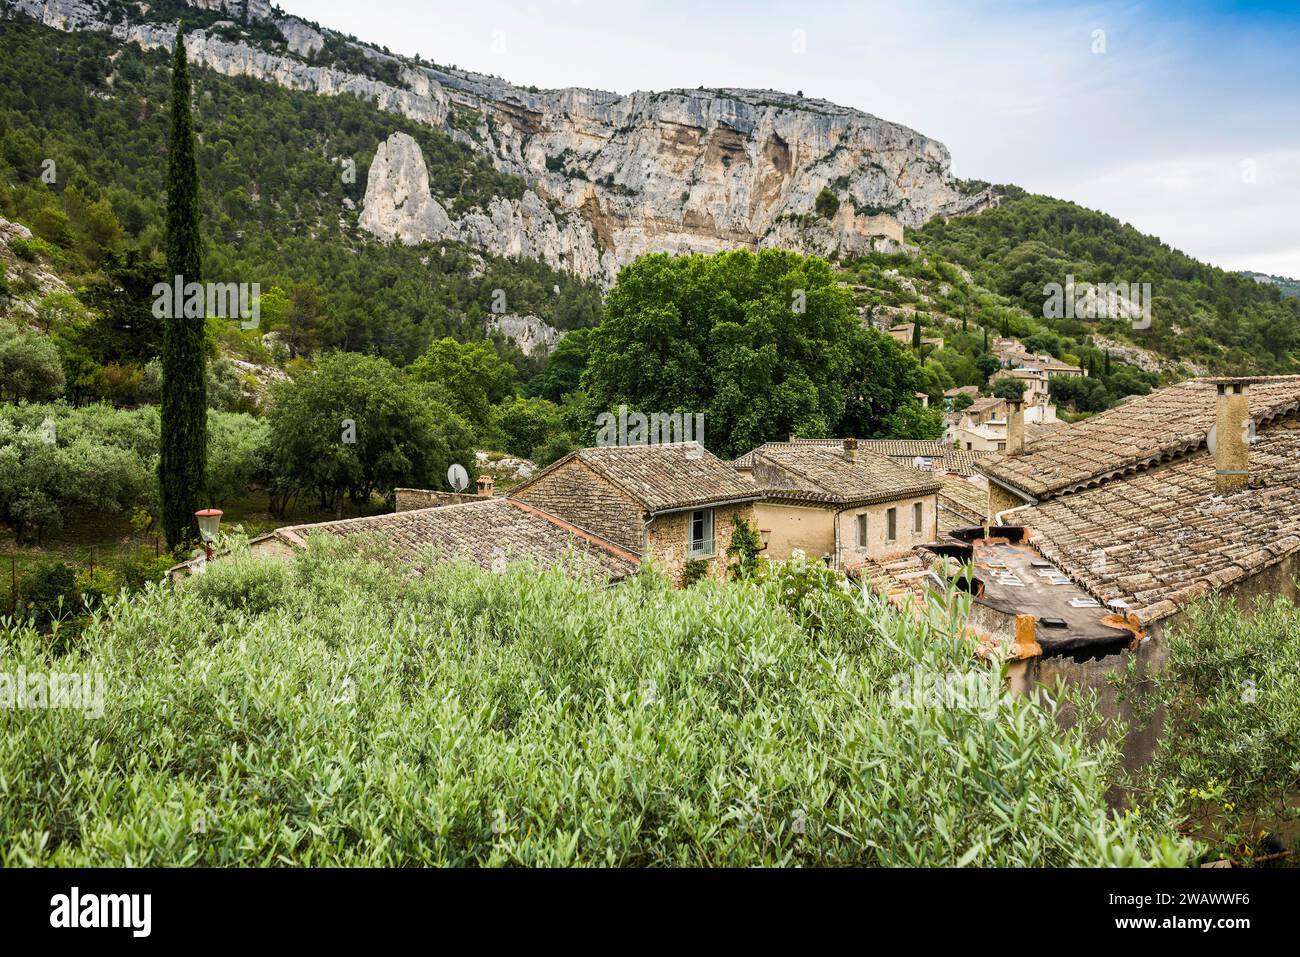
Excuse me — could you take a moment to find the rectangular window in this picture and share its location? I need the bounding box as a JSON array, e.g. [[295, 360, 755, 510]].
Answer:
[[688, 508, 714, 557], [913, 502, 923, 533], [855, 513, 867, 547], [886, 507, 897, 541]]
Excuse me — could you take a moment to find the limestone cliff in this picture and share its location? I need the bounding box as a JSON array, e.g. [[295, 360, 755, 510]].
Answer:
[[11, 0, 997, 283], [486, 313, 567, 357]]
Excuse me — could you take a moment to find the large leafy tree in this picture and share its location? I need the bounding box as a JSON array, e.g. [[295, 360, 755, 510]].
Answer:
[[583, 249, 925, 459], [266, 352, 476, 512], [839, 326, 939, 440], [0, 319, 65, 402], [535, 327, 591, 402], [159, 26, 206, 548], [408, 337, 517, 442]]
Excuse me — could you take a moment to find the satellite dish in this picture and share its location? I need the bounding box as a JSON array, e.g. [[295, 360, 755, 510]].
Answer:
[[1206, 418, 1256, 455], [447, 463, 469, 492]]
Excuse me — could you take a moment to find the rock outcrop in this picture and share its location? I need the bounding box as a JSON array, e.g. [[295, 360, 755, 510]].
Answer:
[[486, 313, 567, 357], [14, 0, 998, 284], [360, 132, 606, 279]]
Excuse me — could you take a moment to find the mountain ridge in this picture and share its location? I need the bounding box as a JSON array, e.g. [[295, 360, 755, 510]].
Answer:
[[8, 0, 996, 282]]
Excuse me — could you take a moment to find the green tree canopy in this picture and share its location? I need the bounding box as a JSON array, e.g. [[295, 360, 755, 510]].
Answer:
[[583, 250, 925, 458], [0, 319, 65, 402], [991, 378, 1027, 402], [409, 336, 517, 442], [266, 352, 476, 510]]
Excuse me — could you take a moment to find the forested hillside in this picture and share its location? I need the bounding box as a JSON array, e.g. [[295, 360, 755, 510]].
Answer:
[[0, 19, 601, 379], [912, 188, 1300, 375]]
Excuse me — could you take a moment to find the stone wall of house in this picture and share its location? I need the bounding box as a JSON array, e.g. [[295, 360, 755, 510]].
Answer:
[[755, 495, 937, 569], [394, 488, 484, 511], [754, 503, 835, 563], [835, 494, 937, 567], [646, 503, 755, 587], [987, 482, 1027, 522], [510, 458, 646, 552]]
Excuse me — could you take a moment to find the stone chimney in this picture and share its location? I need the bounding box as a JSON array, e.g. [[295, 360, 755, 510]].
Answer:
[[1212, 378, 1255, 494], [1005, 399, 1025, 456], [843, 437, 858, 463], [476, 474, 495, 497]]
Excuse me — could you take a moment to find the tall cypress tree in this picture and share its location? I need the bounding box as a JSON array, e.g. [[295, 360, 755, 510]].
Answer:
[[160, 26, 206, 549]]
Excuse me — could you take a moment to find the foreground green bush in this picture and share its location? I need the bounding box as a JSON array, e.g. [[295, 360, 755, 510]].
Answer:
[[1120, 594, 1300, 861], [0, 543, 1192, 866]]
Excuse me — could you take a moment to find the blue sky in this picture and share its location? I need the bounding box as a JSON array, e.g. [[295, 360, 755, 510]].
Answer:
[[278, 0, 1300, 276]]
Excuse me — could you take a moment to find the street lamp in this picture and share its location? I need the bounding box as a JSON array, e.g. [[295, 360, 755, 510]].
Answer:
[[759, 528, 771, 551], [195, 508, 223, 560]]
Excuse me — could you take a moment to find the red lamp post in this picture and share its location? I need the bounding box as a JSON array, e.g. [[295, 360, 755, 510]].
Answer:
[[195, 508, 223, 560]]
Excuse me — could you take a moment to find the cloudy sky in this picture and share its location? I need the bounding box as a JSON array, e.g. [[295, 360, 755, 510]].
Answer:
[[277, 0, 1300, 277]]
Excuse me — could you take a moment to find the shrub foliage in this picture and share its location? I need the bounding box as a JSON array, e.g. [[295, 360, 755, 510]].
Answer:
[[0, 544, 1191, 866]]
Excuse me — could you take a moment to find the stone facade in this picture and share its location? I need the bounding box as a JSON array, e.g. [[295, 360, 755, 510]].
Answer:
[[508, 449, 760, 586], [509, 458, 646, 551], [394, 489, 485, 512], [756, 495, 938, 569], [986, 482, 1026, 522], [647, 503, 755, 587]]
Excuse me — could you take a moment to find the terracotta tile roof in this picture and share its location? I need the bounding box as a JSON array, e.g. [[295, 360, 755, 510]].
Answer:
[[856, 439, 951, 458], [1025, 358, 1084, 373], [749, 443, 942, 507], [944, 450, 995, 477], [848, 552, 948, 616], [938, 476, 987, 532], [1011, 428, 1300, 623], [981, 376, 1300, 500], [965, 396, 1006, 416], [734, 439, 993, 477], [1024, 420, 1070, 444], [277, 497, 640, 581], [519, 442, 759, 514]]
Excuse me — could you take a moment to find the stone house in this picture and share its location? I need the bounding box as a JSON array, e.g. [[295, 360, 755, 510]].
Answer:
[[735, 438, 941, 570], [990, 366, 1051, 404], [175, 493, 641, 584], [952, 396, 1009, 451], [854, 375, 1300, 766], [508, 442, 761, 586]]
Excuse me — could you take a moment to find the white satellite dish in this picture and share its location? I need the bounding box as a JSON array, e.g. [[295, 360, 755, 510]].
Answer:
[[447, 463, 469, 492], [1206, 418, 1256, 455]]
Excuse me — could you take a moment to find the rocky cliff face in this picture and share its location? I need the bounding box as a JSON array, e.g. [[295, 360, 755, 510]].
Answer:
[[359, 132, 605, 279], [12, 0, 997, 284], [486, 313, 567, 357]]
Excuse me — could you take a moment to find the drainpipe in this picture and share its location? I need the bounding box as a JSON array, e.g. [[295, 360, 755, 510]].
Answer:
[[995, 501, 1034, 526]]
